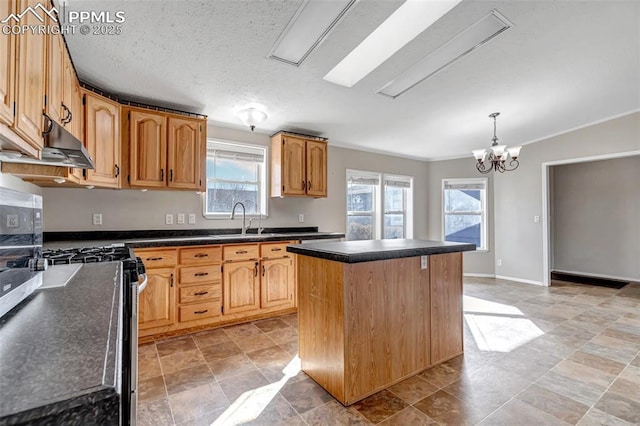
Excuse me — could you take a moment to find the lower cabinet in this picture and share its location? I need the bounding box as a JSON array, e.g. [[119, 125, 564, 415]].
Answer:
[[139, 267, 176, 329], [223, 260, 260, 315], [136, 241, 297, 341]]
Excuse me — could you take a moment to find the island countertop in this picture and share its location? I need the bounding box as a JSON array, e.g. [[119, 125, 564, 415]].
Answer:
[[286, 239, 476, 263]]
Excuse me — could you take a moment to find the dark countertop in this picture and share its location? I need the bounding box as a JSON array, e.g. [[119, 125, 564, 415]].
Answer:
[[0, 262, 122, 425], [286, 239, 476, 263], [43, 231, 345, 249]]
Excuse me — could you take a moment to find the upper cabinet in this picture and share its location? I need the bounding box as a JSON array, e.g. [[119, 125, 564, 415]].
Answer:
[[124, 108, 205, 191], [270, 132, 328, 198], [13, 0, 46, 152], [84, 91, 120, 188], [46, 23, 64, 126], [0, 1, 16, 127]]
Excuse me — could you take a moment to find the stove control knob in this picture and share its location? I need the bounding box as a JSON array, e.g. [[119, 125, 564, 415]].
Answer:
[[29, 258, 49, 272]]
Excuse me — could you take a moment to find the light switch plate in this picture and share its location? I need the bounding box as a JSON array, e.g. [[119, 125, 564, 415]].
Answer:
[[165, 214, 174, 225], [92, 213, 102, 226], [298, 213, 304, 223], [188, 214, 196, 224], [421, 255, 428, 269], [177, 213, 185, 224]]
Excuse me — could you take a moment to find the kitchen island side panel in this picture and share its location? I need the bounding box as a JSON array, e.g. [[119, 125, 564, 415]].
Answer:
[[430, 252, 464, 364], [343, 257, 430, 404], [297, 255, 346, 403]]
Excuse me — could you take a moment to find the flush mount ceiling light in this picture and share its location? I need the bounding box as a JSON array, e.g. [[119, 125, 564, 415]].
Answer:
[[473, 112, 522, 174], [378, 10, 513, 99], [237, 108, 267, 131], [324, 0, 462, 88], [268, 0, 357, 67]]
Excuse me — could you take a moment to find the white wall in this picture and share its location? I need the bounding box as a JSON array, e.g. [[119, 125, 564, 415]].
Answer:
[[495, 112, 640, 284], [552, 156, 640, 281], [426, 157, 495, 275], [42, 123, 429, 236]]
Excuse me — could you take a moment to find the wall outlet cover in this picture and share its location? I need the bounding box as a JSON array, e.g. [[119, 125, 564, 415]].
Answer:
[[177, 213, 185, 224], [165, 213, 174, 225], [188, 214, 196, 224], [298, 213, 304, 223], [421, 255, 428, 269], [92, 213, 102, 226]]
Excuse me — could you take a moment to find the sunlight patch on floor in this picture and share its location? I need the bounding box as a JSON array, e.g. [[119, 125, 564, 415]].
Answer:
[[211, 355, 301, 426], [463, 295, 544, 352]]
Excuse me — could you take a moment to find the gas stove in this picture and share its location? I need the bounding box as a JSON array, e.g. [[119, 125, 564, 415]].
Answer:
[[41, 246, 135, 265]]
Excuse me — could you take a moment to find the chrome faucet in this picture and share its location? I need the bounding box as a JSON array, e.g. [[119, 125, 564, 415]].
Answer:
[[230, 202, 248, 234]]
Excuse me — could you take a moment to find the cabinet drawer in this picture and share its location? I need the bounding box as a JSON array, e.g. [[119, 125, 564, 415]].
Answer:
[[137, 249, 177, 268], [260, 241, 293, 258], [179, 284, 220, 304], [179, 265, 221, 284], [179, 301, 221, 322], [179, 246, 221, 265], [223, 244, 259, 262]]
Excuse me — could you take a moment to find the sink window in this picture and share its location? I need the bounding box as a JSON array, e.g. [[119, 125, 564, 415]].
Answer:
[[346, 169, 413, 240], [442, 178, 487, 250], [204, 140, 267, 218]]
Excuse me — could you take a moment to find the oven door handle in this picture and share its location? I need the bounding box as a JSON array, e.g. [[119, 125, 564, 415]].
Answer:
[[138, 274, 148, 293]]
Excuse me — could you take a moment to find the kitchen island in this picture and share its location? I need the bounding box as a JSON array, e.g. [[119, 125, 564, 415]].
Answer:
[[286, 239, 475, 405]]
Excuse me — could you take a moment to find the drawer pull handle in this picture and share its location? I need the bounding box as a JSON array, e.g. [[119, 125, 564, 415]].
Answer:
[[271, 248, 282, 252], [194, 309, 209, 314], [236, 250, 248, 254], [194, 272, 209, 277], [170, 273, 174, 287], [254, 263, 258, 277], [194, 291, 209, 296], [194, 253, 208, 258], [146, 256, 163, 261], [262, 265, 265, 276]]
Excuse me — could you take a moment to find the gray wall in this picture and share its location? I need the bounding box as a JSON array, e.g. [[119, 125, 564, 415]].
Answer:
[[42, 123, 430, 238], [426, 157, 495, 276], [552, 156, 640, 281], [494, 112, 640, 284]]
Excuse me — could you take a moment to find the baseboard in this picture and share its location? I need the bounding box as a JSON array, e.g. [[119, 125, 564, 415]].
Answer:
[[495, 275, 545, 286], [464, 273, 496, 278], [552, 269, 638, 284]]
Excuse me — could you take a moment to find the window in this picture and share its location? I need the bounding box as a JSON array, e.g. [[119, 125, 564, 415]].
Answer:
[[204, 140, 267, 218], [346, 170, 413, 240], [443, 178, 487, 250]]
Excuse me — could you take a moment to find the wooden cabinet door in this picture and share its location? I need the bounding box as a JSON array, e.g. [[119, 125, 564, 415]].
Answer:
[[282, 136, 306, 196], [140, 268, 176, 329], [61, 48, 75, 132], [167, 117, 201, 189], [46, 32, 64, 125], [0, 0, 15, 126], [129, 110, 167, 187], [85, 92, 120, 187], [430, 252, 463, 364], [305, 140, 327, 197], [14, 0, 46, 149], [261, 257, 294, 309], [223, 260, 260, 315]]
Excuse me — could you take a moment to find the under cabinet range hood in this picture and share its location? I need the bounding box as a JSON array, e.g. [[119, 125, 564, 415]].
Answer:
[[0, 120, 95, 169]]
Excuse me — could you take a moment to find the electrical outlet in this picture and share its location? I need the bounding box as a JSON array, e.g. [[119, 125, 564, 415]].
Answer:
[[92, 213, 102, 226], [6, 214, 19, 228], [421, 255, 428, 270], [534, 215, 540, 223], [177, 213, 185, 224], [497, 259, 503, 267], [188, 214, 196, 224], [298, 213, 304, 223], [165, 213, 174, 225]]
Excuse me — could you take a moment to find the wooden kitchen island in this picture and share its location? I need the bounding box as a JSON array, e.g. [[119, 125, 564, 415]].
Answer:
[[286, 239, 475, 405]]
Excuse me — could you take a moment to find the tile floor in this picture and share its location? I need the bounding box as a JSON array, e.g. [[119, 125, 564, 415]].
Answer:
[[137, 277, 640, 425]]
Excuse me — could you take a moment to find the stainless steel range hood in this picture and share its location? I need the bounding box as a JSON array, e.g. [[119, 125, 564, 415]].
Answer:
[[0, 120, 95, 169]]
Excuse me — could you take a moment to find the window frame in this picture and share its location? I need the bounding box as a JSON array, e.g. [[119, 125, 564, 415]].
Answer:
[[346, 169, 414, 241], [202, 139, 269, 219], [441, 177, 488, 251]]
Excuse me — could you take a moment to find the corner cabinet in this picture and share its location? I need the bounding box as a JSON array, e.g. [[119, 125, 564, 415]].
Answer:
[[84, 91, 120, 188], [123, 108, 205, 191], [270, 132, 328, 198]]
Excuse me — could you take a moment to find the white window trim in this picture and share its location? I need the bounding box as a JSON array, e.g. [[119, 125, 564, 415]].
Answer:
[[441, 177, 488, 251], [202, 139, 269, 220], [346, 169, 414, 240]]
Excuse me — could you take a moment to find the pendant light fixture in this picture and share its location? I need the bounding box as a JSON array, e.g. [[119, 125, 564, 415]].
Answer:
[[472, 112, 522, 174]]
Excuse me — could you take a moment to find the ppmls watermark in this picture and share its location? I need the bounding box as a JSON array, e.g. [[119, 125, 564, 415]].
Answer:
[[1, 2, 126, 36]]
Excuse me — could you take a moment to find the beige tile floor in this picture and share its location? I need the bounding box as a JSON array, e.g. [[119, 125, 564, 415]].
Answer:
[[137, 277, 640, 425]]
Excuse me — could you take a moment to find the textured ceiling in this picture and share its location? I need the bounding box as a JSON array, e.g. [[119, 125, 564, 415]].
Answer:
[[63, 0, 640, 160]]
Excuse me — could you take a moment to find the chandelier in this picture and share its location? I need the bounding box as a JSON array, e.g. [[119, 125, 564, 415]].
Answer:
[[472, 112, 522, 174]]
